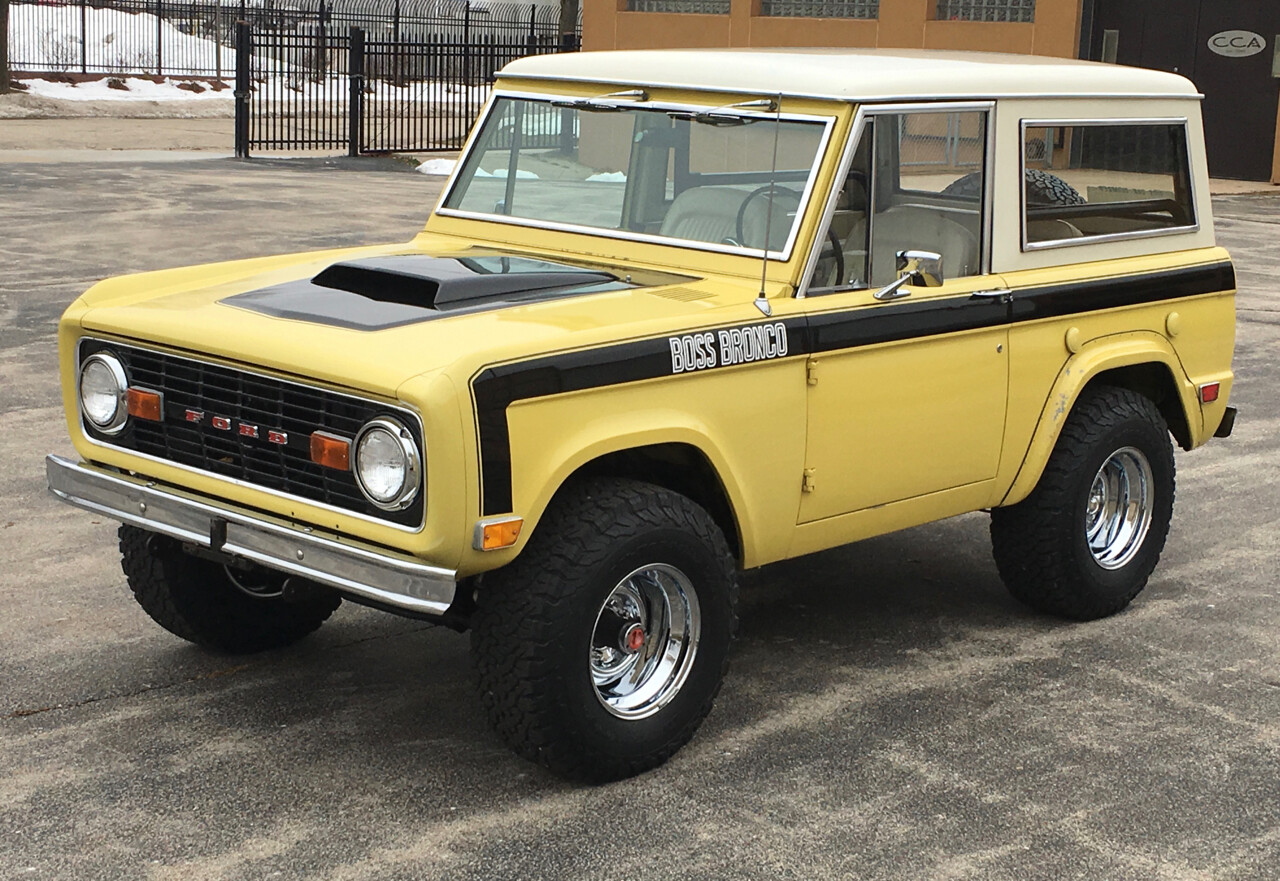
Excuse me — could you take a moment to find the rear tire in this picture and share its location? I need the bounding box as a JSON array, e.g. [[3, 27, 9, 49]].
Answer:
[[119, 526, 341, 653], [470, 478, 738, 782], [990, 386, 1175, 620]]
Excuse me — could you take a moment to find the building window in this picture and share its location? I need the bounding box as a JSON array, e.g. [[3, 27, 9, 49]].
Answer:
[[761, 0, 878, 18], [626, 0, 731, 13], [936, 0, 1035, 23]]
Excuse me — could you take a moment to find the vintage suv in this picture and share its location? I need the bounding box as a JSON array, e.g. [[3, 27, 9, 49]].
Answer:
[[48, 50, 1237, 781]]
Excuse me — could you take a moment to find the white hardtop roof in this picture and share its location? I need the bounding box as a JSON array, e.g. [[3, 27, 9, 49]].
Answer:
[[500, 49, 1200, 102]]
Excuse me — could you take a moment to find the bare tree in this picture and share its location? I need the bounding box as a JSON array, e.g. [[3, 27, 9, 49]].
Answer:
[[0, 0, 11, 94], [558, 0, 579, 48]]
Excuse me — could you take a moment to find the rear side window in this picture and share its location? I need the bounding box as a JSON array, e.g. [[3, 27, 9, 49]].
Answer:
[[1020, 121, 1196, 249]]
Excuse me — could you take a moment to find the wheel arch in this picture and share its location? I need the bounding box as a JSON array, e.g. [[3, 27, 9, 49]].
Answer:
[[1000, 333, 1197, 507], [566, 443, 743, 562], [501, 428, 756, 571]]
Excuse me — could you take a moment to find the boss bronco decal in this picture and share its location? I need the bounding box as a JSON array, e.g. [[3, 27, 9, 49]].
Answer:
[[669, 322, 790, 374], [472, 261, 1234, 514]]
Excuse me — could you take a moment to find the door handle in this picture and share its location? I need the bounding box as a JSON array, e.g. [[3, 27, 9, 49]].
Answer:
[[970, 289, 1012, 303]]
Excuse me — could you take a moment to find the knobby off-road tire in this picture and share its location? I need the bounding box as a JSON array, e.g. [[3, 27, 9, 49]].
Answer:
[[470, 478, 738, 782], [990, 386, 1176, 620], [941, 168, 1085, 206], [119, 525, 341, 653]]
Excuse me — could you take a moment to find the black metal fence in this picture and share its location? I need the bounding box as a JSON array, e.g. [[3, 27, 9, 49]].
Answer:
[[235, 21, 575, 156], [10, 0, 569, 78]]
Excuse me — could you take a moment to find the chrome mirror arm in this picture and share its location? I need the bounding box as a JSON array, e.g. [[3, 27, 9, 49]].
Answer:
[[873, 249, 944, 301], [872, 273, 914, 301]]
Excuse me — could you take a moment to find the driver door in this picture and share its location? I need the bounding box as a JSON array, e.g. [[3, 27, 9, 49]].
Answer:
[[799, 106, 1010, 524]]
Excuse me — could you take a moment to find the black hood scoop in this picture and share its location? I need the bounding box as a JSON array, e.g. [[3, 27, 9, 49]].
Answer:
[[222, 254, 628, 330]]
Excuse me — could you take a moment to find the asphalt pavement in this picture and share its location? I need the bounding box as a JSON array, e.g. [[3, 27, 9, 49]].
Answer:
[[2, 154, 1279, 880]]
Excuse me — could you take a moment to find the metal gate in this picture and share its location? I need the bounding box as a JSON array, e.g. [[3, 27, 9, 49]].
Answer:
[[234, 22, 576, 157]]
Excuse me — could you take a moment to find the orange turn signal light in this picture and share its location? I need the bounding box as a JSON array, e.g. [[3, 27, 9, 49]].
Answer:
[[310, 431, 351, 471], [478, 518, 523, 551], [126, 388, 163, 422]]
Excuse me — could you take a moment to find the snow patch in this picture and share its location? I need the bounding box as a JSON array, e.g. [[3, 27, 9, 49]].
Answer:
[[417, 158, 458, 176], [20, 77, 234, 102], [475, 168, 540, 179]]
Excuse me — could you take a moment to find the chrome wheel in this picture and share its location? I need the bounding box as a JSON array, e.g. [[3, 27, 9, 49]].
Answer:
[[224, 564, 286, 599], [1085, 446, 1155, 570], [590, 563, 701, 720]]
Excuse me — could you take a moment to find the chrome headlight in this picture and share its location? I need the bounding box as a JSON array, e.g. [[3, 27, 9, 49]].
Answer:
[[78, 352, 128, 434], [353, 417, 421, 510]]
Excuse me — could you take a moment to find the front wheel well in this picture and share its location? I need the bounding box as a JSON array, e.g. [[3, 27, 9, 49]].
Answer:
[[551, 443, 742, 562], [1087, 363, 1192, 450]]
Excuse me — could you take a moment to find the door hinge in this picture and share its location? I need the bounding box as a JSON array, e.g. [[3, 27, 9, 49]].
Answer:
[[806, 358, 819, 386], [802, 468, 817, 493]]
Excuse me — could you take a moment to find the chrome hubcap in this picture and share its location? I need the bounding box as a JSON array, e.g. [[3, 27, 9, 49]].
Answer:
[[1085, 446, 1155, 570], [590, 563, 701, 720]]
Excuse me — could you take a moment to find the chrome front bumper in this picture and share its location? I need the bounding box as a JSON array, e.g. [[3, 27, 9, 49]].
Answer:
[[46, 455, 457, 616]]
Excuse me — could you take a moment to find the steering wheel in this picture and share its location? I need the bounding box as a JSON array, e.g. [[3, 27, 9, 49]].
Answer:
[[735, 184, 798, 250], [822, 226, 845, 287]]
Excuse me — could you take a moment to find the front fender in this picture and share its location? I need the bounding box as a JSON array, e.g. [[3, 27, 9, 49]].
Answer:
[[1000, 332, 1197, 507], [526, 417, 753, 547]]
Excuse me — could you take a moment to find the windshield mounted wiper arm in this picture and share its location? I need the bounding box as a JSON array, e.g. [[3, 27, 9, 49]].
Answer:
[[665, 97, 778, 127], [550, 89, 649, 113]]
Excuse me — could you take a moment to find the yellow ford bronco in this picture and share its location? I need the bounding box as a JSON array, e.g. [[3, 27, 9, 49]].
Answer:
[[49, 49, 1237, 781]]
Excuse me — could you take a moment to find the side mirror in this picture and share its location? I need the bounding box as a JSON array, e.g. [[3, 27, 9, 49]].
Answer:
[[896, 250, 944, 287], [873, 249, 944, 301]]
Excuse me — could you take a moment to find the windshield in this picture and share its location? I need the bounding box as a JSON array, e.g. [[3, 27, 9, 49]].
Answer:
[[440, 96, 831, 258]]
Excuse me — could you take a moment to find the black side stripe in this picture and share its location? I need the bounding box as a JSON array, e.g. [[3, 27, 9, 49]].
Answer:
[[473, 321, 809, 514], [472, 260, 1233, 515], [1011, 261, 1235, 323], [808, 292, 1007, 353]]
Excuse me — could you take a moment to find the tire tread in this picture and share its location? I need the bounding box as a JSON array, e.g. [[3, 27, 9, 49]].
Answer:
[[470, 478, 737, 782], [990, 386, 1175, 620], [119, 526, 339, 653]]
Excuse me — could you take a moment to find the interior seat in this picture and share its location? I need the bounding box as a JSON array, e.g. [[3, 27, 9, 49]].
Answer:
[[1027, 218, 1084, 243], [851, 205, 980, 285], [660, 186, 800, 251]]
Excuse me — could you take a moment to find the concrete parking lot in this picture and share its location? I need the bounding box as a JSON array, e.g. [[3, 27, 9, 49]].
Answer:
[[2, 153, 1279, 880]]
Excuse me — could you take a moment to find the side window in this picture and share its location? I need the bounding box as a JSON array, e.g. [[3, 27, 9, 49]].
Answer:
[[1021, 122, 1196, 247], [815, 109, 988, 291]]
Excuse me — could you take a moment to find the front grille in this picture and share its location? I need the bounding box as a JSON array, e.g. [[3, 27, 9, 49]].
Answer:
[[79, 339, 424, 529]]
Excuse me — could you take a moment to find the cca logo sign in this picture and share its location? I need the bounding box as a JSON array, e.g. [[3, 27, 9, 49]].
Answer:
[[1207, 30, 1266, 58]]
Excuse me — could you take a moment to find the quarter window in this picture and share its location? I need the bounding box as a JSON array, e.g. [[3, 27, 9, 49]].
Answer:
[[1021, 121, 1196, 249]]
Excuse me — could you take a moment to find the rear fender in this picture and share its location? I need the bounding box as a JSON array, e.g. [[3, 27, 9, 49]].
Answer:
[[1000, 332, 1197, 507]]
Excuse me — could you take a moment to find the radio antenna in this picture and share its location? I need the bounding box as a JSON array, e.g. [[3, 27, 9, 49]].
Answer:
[[754, 93, 783, 317]]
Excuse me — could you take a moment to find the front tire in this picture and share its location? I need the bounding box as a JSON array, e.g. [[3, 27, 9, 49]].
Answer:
[[119, 526, 341, 653], [470, 478, 738, 782], [990, 386, 1176, 620]]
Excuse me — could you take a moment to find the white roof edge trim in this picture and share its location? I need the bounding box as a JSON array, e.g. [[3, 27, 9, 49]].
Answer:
[[497, 72, 1205, 104]]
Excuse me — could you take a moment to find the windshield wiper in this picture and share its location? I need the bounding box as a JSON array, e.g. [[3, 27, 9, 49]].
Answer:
[[550, 89, 648, 113], [551, 99, 624, 113], [666, 97, 778, 127], [666, 110, 759, 126]]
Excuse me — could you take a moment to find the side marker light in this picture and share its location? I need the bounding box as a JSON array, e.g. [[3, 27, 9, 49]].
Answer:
[[476, 517, 523, 551], [1199, 382, 1221, 404]]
